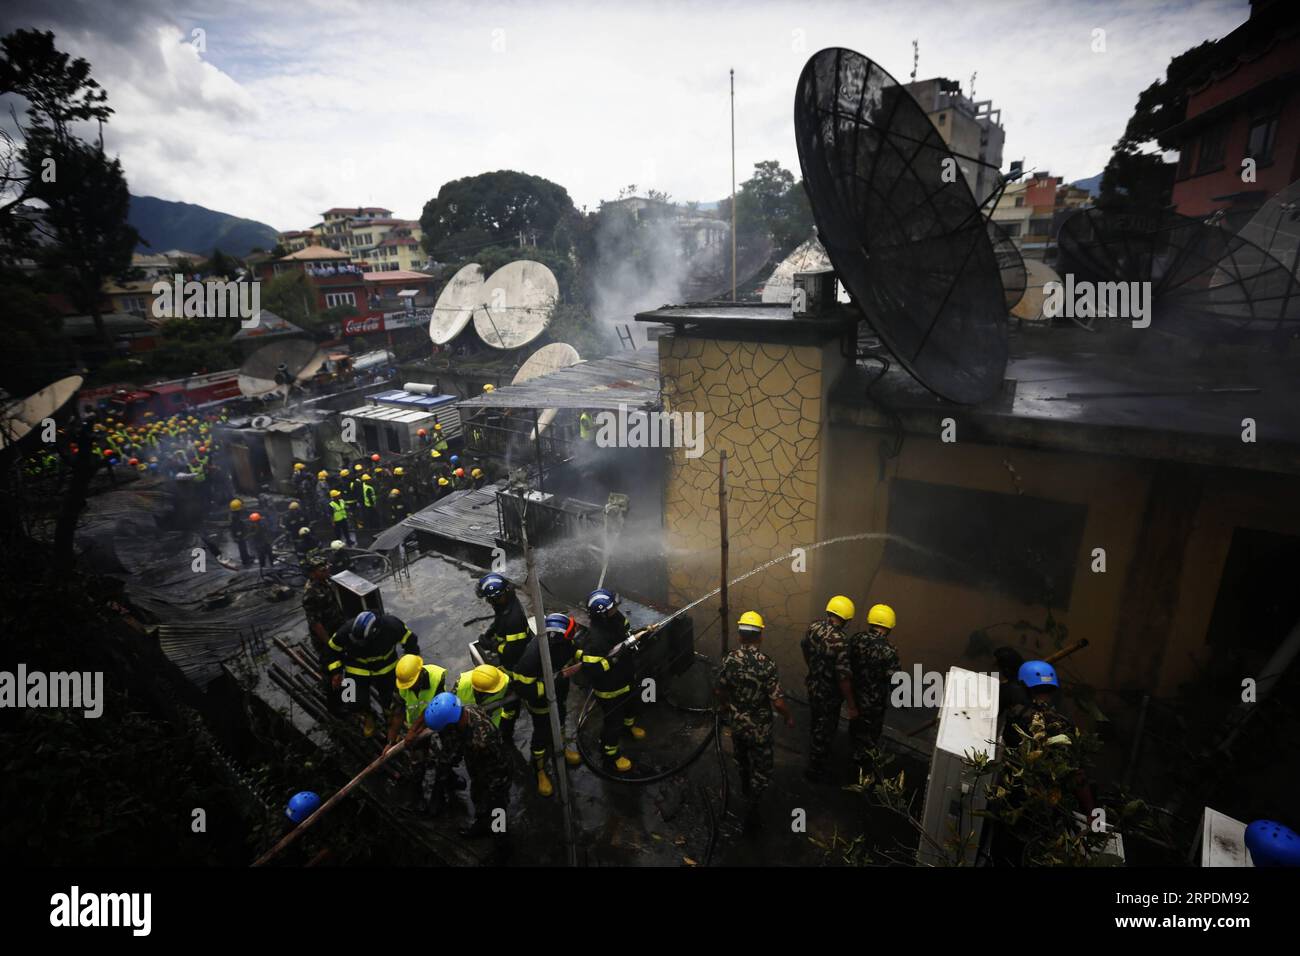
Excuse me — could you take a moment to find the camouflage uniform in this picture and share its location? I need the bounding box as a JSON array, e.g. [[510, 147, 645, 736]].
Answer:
[[716, 644, 783, 798], [302, 577, 343, 653], [439, 703, 511, 829], [801, 618, 851, 772], [847, 630, 900, 765], [1001, 697, 1074, 749]]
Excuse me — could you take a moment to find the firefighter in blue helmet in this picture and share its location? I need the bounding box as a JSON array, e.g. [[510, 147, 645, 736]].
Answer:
[[475, 573, 529, 746], [324, 610, 419, 736], [511, 612, 583, 795], [572, 589, 645, 773]]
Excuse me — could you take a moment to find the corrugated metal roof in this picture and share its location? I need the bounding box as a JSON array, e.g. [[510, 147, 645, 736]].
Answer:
[[456, 349, 660, 411], [370, 390, 459, 410], [338, 404, 433, 424]]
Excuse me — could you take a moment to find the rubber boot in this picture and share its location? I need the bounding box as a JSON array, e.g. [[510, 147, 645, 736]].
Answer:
[[625, 722, 646, 741], [563, 747, 581, 767], [362, 713, 376, 737], [603, 754, 633, 773], [536, 764, 553, 797]]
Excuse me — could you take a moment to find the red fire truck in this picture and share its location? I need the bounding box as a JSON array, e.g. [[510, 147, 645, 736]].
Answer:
[[80, 369, 242, 421]]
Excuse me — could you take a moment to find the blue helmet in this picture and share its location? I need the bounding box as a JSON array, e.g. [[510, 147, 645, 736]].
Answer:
[[1018, 660, 1058, 688], [545, 612, 576, 640], [1245, 820, 1300, 867], [449, 455, 460, 466], [350, 610, 378, 643], [587, 588, 617, 615], [286, 791, 321, 823], [477, 573, 508, 599], [423, 692, 463, 731]]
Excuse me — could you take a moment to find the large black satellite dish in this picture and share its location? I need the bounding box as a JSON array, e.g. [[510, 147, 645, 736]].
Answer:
[[1057, 207, 1300, 338], [795, 47, 1009, 403]]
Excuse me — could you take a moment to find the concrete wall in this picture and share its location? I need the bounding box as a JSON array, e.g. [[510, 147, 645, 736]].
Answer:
[[657, 333, 843, 680]]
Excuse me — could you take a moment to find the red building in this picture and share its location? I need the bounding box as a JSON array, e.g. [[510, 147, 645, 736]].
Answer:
[[256, 244, 374, 317], [1167, 0, 1300, 223]]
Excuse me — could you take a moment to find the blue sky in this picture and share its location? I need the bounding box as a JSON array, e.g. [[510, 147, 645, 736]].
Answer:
[[1, 0, 1250, 231]]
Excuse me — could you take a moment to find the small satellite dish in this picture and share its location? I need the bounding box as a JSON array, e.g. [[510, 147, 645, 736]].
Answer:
[[475, 260, 558, 349], [429, 264, 486, 345], [238, 340, 326, 398], [795, 47, 1008, 403], [250, 415, 274, 429], [0, 375, 83, 453], [1236, 180, 1300, 282], [512, 342, 581, 436], [1011, 259, 1060, 323], [761, 237, 832, 304]]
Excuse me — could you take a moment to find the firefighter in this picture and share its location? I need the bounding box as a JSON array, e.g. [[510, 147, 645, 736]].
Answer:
[[301, 556, 342, 656], [327, 489, 355, 546], [432, 423, 449, 454], [434, 475, 451, 499], [296, 525, 321, 563], [801, 595, 857, 783], [229, 498, 252, 566], [416, 427, 430, 448], [512, 612, 583, 796], [249, 511, 275, 568], [846, 604, 901, 771], [388, 487, 406, 522], [283, 500, 307, 537], [421, 693, 511, 842], [475, 573, 530, 745], [324, 610, 420, 737], [358, 473, 378, 530], [388, 654, 448, 772], [573, 588, 645, 773], [453, 664, 512, 726], [470, 466, 486, 489]]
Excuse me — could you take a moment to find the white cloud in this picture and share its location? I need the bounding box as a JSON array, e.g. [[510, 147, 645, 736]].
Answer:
[[1, 0, 1250, 231]]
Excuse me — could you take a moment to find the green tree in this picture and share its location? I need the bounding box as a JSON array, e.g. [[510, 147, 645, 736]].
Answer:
[[1099, 41, 1217, 210], [724, 160, 815, 264], [25, 133, 139, 345], [420, 170, 577, 258]]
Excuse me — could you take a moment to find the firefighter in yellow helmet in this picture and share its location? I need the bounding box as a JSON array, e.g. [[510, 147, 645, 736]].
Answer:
[[716, 611, 794, 831], [801, 595, 857, 782], [228, 499, 252, 566], [846, 604, 900, 773]]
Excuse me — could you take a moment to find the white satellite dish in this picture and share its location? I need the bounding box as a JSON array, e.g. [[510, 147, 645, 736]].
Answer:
[[238, 340, 327, 398], [512, 342, 581, 436], [761, 236, 831, 304], [474, 260, 558, 350], [1012, 259, 1060, 323], [0, 375, 83, 452], [250, 415, 274, 429], [429, 264, 486, 345], [1236, 180, 1300, 281]]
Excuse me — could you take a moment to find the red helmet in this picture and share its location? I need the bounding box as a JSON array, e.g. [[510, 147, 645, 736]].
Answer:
[[370, 453, 380, 462], [454, 467, 465, 477], [249, 512, 262, 522], [417, 428, 428, 437]]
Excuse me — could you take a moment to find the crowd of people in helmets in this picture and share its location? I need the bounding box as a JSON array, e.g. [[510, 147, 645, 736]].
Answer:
[[285, 574, 1300, 865], [65, 408, 231, 490]]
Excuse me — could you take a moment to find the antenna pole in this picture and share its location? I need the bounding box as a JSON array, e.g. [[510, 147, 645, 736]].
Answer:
[[730, 68, 736, 302], [719, 450, 730, 655]]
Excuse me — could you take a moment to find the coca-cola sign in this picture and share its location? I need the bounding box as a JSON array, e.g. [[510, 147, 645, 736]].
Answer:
[[343, 314, 383, 336]]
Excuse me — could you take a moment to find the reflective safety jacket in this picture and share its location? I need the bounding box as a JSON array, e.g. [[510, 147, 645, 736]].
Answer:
[[362, 483, 377, 507], [453, 670, 511, 728], [399, 664, 447, 727], [512, 632, 579, 713], [486, 594, 531, 676], [329, 499, 349, 523], [577, 612, 634, 698], [325, 614, 418, 678]]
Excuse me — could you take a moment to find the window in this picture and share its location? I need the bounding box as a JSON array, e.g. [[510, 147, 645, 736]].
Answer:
[[385, 426, 402, 453], [324, 292, 355, 308], [884, 479, 1088, 607], [1014, 196, 1025, 208], [1176, 144, 1196, 179], [1001, 221, 1021, 237], [1028, 217, 1052, 235], [937, 113, 946, 125], [1246, 115, 1278, 164], [1197, 122, 1228, 173]]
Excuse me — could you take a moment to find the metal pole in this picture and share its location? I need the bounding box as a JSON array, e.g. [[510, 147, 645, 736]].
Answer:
[[532, 408, 545, 494], [521, 515, 578, 866], [730, 68, 737, 303], [719, 450, 730, 656]]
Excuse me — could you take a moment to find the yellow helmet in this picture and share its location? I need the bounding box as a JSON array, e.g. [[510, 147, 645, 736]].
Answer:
[[294, 462, 305, 471], [483, 384, 495, 392], [826, 595, 855, 621], [737, 610, 765, 629], [229, 499, 243, 511], [433, 423, 443, 431], [470, 664, 508, 694], [437, 477, 449, 486], [288, 501, 300, 510], [430, 449, 441, 458], [361, 473, 371, 481], [395, 654, 425, 691], [339, 469, 349, 478], [471, 468, 483, 478], [329, 489, 341, 498], [393, 467, 404, 476], [317, 470, 328, 479], [866, 604, 896, 630], [354, 464, 363, 471], [390, 488, 401, 496]]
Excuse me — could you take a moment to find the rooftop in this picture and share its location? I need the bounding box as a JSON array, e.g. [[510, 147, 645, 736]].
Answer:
[[636, 301, 856, 340], [456, 349, 660, 412], [279, 244, 351, 261]]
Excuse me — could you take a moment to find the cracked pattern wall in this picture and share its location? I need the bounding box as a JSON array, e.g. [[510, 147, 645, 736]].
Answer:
[[659, 335, 824, 662]]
